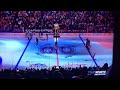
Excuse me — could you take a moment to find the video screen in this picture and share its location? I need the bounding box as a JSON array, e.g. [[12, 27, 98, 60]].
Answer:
[[0, 11, 113, 79]]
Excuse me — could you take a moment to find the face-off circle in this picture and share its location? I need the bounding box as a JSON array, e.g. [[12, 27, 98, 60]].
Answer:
[[39, 44, 75, 55]]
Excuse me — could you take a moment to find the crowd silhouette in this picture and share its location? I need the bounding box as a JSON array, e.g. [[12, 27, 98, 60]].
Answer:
[[0, 63, 109, 79]]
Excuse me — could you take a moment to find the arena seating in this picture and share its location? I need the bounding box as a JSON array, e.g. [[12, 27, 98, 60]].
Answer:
[[0, 11, 113, 33]]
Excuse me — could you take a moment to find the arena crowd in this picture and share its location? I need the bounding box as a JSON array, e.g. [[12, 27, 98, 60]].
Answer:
[[0, 63, 109, 79], [0, 11, 113, 33]]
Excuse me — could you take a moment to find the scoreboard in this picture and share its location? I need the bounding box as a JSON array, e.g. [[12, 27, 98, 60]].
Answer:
[[88, 71, 106, 76]]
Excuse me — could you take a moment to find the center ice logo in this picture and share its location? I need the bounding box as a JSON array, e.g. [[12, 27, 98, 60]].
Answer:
[[40, 46, 74, 54], [37, 44, 86, 59]]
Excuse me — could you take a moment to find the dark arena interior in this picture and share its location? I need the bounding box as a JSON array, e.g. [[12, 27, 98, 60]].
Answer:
[[0, 11, 119, 79]]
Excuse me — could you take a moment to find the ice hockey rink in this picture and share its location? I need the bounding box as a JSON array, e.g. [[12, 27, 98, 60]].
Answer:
[[0, 33, 113, 70]]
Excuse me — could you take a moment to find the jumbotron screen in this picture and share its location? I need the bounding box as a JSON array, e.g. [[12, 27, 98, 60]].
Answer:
[[0, 11, 113, 79]]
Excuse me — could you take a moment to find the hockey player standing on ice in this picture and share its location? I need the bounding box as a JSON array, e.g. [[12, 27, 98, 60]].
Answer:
[[86, 38, 91, 51]]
